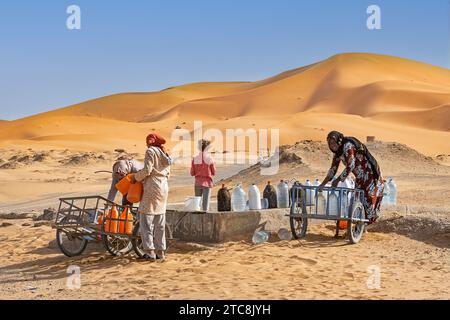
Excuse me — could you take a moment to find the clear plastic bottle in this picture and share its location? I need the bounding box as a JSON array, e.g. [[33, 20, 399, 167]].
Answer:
[[388, 178, 397, 206], [252, 230, 269, 244], [328, 190, 339, 216], [277, 228, 292, 241], [305, 179, 313, 206], [248, 184, 262, 210], [316, 191, 327, 215], [232, 184, 247, 212], [277, 180, 289, 208]]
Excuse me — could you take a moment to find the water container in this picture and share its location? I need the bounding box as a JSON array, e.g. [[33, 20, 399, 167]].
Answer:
[[328, 190, 339, 216], [339, 220, 348, 230], [118, 207, 133, 235], [104, 205, 119, 233], [277, 180, 289, 208], [252, 230, 269, 244], [316, 191, 327, 215], [388, 178, 397, 206], [217, 184, 231, 212], [115, 174, 134, 196], [97, 213, 104, 226], [232, 184, 247, 212], [185, 196, 202, 211], [263, 181, 277, 209], [314, 179, 321, 187], [305, 179, 313, 206], [261, 198, 269, 210], [127, 181, 143, 203], [248, 184, 262, 210], [382, 182, 391, 208], [277, 228, 292, 241]]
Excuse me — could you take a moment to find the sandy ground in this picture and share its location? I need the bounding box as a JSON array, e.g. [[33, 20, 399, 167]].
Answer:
[[0, 217, 449, 300], [0, 141, 449, 300]]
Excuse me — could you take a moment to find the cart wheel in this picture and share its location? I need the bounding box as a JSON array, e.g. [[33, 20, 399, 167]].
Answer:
[[131, 221, 145, 258], [289, 200, 308, 239], [347, 202, 365, 244], [56, 217, 88, 257], [102, 234, 133, 256]]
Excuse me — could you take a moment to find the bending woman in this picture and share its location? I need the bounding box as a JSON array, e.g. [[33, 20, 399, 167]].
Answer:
[[319, 131, 384, 224]]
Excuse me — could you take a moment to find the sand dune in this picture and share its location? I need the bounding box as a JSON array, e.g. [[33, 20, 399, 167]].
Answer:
[[1, 53, 449, 156]]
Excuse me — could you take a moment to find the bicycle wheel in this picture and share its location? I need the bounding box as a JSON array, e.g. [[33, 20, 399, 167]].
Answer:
[[347, 201, 365, 244], [289, 198, 308, 239], [56, 217, 88, 257]]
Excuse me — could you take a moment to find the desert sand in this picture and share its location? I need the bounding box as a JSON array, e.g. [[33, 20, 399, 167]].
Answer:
[[0, 53, 449, 300]]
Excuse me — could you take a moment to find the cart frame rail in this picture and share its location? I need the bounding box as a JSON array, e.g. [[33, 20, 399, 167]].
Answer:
[[287, 183, 369, 244]]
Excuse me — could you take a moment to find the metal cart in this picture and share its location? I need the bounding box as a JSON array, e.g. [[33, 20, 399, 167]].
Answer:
[[53, 196, 173, 257], [287, 182, 369, 244]]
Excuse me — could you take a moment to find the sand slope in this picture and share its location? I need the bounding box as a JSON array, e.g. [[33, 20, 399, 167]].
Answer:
[[1, 53, 449, 155]]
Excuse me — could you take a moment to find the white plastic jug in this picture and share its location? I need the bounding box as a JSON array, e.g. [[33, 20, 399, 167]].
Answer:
[[277, 180, 289, 208], [305, 179, 313, 206], [316, 191, 327, 215], [232, 184, 247, 212], [388, 178, 397, 206], [248, 184, 262, 210], [185, 196, 202, 211], [328, 190, 339, 216]]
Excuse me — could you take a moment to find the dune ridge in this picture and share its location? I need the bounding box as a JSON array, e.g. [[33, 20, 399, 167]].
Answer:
[[1, 53, 449, 155]]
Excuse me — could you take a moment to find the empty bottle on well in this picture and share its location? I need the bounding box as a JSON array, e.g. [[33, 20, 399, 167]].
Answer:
[[232, 184, 247, 212], [277, 180, 289, 208], [248, 184, 262, 210]]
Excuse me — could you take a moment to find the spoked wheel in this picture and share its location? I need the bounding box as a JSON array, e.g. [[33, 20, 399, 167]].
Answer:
[[102, 234, 133, 256], [56, 217, 88, 257], [289, 198, 308, 239], [347, 201, 366, 244]]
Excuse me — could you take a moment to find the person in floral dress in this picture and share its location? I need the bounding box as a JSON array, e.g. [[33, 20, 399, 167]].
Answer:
[[319, 131, 384, 224]]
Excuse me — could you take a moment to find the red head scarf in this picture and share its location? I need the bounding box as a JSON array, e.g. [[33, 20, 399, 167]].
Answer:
[[146, 133, 167, 154]]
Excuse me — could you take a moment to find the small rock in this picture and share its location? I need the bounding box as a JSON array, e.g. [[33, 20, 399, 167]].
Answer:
[[33, 221, 52, 228], [1, 222, 13, 227], [34, 208, 56, 221], [0, 212, 34, 220], [22, 223, 32, 227], [26, 285, 37, 291]]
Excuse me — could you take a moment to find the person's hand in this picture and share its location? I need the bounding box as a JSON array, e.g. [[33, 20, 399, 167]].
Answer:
[[130, 174, 137, 184], [318, 183, 325, 193], [331, 179, 340, 188]]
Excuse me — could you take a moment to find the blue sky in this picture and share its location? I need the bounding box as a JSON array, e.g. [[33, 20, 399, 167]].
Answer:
[[0, 0, 449, 120]]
